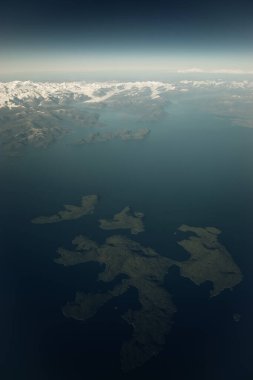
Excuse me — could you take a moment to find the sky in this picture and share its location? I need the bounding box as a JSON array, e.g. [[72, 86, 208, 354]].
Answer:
[[1, 0, 253, 76]]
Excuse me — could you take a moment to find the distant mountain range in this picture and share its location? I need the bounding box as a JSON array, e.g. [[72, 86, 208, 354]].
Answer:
[[1, 80, 252, 109], [0, 80, 252, 155]]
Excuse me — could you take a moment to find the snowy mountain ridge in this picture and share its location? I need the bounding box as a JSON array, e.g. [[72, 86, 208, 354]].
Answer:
[[0, 81, 176, 109], [0, 80, 252, 109]]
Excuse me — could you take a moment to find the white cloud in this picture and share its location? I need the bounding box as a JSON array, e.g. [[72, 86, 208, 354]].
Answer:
[[177, 68, 205, 73], [177, 68, 253, 74]]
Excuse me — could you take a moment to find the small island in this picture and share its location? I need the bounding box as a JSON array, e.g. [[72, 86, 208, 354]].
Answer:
[[55, 234, 176, 372], [31, 195, 98, 224], [233, 313, 241, 322], [99, 206, 145, 235], [75, 128, 150, 145], [176, 225, 243, 297]]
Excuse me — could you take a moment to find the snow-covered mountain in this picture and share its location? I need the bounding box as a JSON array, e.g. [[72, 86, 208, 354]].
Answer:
[[1, 80, 252, 109], [0, 81, 177, 109]]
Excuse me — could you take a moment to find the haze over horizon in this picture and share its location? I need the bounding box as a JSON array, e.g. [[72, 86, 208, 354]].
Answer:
[[1, 0, 253, 77]]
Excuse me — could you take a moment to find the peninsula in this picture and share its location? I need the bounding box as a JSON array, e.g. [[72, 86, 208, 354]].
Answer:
[[75, 128, 150, 145]]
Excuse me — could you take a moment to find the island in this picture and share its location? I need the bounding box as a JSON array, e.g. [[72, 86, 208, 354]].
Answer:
[[75, 128, 150, 145], [54, 234, 176, 371], [233, 313, 241, 322], [31, 195, 98, 224], [33, 205, 243, 372], [118, 128, 150, 141], [53, 223, 243, 371], [99, 207, 145, 234], [176, 225, 243, 297]]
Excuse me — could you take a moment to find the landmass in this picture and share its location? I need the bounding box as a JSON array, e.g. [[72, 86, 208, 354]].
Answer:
[[1, 80, 252, 155], [75, 128, 150, 145], [99, 207, 145, 234], [137, 104, 169, 123], [231, 118, 253, 128], [176, 225, 243, 297], [31, 195, 98, 224], [0, 105, 104, 155], [39, 215, 243, 372], [55, 234, 176, 371], [54, 224, 243, 370], [118, 128, 150, 141]]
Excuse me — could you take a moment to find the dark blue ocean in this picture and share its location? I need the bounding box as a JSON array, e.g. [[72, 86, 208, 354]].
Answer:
[[1, 97, 253, 380]]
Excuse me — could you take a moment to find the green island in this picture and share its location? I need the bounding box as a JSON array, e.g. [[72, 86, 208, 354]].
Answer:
[[55, 234, 176, 371], [99, 206, 145, 235], [176, 224, 243, 297], [31, 195, 98, 224]]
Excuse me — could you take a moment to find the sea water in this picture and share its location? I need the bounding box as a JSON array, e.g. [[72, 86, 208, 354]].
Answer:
[[0, 94, 253, 380]]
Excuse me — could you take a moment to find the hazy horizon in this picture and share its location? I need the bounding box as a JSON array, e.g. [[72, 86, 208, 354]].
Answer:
[[1, 0, 253, 76]]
